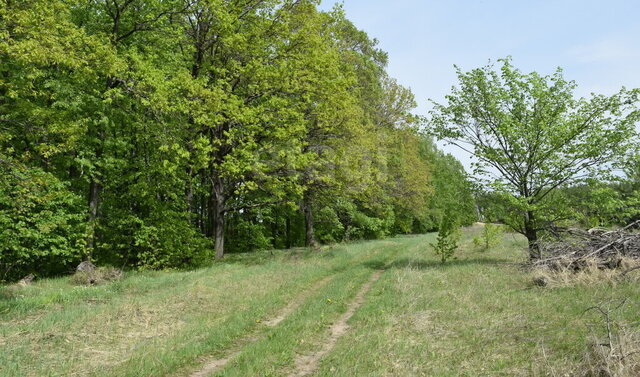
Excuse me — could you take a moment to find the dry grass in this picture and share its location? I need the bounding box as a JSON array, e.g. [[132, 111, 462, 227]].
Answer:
[[580, 328, 640, 377], [69, 266, 124, 286], [530, 259, 640, 376], [307, 230, 640, 376], [531, 258, 640, 288]]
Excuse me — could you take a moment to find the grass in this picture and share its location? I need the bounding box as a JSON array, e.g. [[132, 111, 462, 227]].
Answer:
[[1, 226, 639, 376]]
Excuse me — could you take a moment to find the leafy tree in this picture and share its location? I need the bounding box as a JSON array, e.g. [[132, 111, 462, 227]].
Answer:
[[619, 153, 640, 223], [175, 0, 336, 259], [430, 58, 640, 260], [624, 153, 640, 188], [285, 6, 366, 247], [0, 0, 118, 269], [421, 137, 476, 231], [0, 0, 476, 280], [561, 180, 631, 227]]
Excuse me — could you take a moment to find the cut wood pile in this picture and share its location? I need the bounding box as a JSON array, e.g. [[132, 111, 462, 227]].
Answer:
[[534, 220, 640, 271]]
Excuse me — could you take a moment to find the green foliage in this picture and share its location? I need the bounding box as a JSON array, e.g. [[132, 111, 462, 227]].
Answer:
[[226, 219, 273, 254], [0, 0, 477, 280], [562, 180, 632, 227], [473, 223, 504, 252], [0, 159, 86, 281], [421, 138, 477, 230], [620, 155, 640, 223], [99, 211, 213, 271], [430, 58, 640, 259], [431, 214, 461, 263], [315, 207, 345, 244]]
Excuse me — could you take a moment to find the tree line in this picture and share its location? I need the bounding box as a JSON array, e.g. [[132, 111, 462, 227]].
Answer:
[[0, 0, 475, 281]]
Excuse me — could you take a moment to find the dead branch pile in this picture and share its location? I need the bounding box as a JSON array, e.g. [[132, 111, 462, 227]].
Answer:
[[534, 220, 640, 272]]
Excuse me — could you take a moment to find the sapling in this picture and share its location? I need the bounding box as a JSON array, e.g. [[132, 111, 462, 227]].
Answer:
[[473, 223, 503, 252], [432, 215, 461, 263]]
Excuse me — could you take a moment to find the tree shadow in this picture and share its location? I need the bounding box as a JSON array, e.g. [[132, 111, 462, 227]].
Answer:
[[362, 259, 389, 270], [363, 256, 514, 271]]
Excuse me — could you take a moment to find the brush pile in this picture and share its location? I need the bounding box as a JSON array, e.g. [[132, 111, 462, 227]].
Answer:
[[534, 220, 640, 272]]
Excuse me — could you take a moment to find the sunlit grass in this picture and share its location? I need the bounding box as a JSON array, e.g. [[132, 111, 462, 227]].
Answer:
[[312, 227, 640, 376], [2, 228, 639, 376]]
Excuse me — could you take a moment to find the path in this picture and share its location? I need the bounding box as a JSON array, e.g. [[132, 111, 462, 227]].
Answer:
[[288, 269, 385, 377], [190, 276, 334, 377]]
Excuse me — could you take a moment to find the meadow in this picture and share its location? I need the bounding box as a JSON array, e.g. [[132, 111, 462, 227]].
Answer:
[[1, 226, 639, 376]]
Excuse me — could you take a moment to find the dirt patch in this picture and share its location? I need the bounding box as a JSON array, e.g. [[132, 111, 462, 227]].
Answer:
[[290, 269, 385, 377], [190, 350, 241, 377], [189, 275, 334, 377]]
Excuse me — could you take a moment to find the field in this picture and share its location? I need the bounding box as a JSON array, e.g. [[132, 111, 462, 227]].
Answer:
[[1, 226, 639, 377]]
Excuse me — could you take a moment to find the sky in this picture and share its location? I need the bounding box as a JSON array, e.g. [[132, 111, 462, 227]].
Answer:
[[318, 0, 640, 170]]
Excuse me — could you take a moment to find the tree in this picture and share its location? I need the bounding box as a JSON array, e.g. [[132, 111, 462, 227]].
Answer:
[[430, 58, 640, 260], [431, 212, 460, 263], [619, 153, 640, 223], [0, 0, 473, 279], [0, 0, 118, 270], [623, 153, 640, 190], [175, 0, 337, 259], [421, 138, 477, 231], [0, 155, 86, 281]]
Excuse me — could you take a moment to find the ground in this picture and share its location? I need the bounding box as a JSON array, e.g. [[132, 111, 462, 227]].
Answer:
[[1, 226, 639, 376]]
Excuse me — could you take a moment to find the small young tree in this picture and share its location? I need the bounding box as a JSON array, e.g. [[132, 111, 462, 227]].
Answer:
[[473, 223, 504, 252], [430, 58, 640, 260], [431, 214, 460, 263]]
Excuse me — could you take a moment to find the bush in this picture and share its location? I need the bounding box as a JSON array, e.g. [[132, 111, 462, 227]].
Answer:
[[226, 218, 273, 254], [98, 209, 213, 270], [315, 207, 344, 244], [334, 199, 391, 241], [0, 162, 86, 282]]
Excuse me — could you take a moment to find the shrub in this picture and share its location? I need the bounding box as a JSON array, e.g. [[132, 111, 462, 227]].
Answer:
[[334, 199, 391, 241], [315, 207, 344, 244], [0, 162, 86, 282], [99, 209, 213, 270], [227, 218, 273, 254]]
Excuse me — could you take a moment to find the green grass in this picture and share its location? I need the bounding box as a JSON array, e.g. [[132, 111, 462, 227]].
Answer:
[[1, 227, 639, 376]]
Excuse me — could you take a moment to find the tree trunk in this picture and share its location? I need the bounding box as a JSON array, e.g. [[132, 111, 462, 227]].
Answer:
[[271, 218, 278, 248], [186, 167, 194, 223], [85, 107, 106, 260], [206, 184, 215, 238], [285, 215, 292, 249], [212, 175, 225, 260], [303, 193, 316, 248], [524, 210, 541, 260], [85, 178, 102, 260], [84, 71, 116, 259], [214, 206, 225, 260]]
